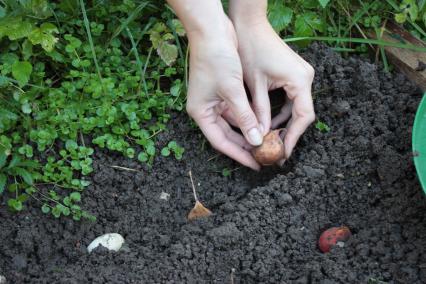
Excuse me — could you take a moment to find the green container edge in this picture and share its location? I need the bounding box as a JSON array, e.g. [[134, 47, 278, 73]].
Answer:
[[413, 92, 426, 194]]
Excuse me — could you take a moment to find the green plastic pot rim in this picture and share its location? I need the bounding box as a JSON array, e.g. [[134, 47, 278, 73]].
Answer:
[[413, 92, 426, 194]]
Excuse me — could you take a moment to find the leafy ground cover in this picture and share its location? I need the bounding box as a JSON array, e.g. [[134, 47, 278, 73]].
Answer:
[[0, 1, 187, 219], [0, 0, 425, 220], [268, 0, 426, 46]]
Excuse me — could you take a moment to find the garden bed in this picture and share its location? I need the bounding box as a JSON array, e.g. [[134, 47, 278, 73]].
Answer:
[[1, 44, 425, 284]]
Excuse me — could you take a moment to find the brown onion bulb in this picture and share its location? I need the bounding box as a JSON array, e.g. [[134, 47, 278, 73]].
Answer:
[[252, 129, 285, 165]]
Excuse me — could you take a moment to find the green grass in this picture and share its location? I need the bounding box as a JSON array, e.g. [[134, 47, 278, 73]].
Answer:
[[79, 0, 102, 83], [284, 36, 426, 52]]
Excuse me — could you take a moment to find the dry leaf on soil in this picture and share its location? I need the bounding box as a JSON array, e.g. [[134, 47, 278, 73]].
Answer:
[[188, 200, 212, 221], [187, 170, 212, 221]]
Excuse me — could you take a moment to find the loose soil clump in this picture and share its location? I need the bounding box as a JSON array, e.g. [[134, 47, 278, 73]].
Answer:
[[1, 44, 425, 283]]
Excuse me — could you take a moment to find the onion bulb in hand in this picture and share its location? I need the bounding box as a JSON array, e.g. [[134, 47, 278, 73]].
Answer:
[[252, 129, 285, 166]]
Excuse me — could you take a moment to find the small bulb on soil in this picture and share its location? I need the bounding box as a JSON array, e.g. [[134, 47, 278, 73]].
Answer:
[[252, 129, 285, 165], [318, 226, 352, 253], [87, 233, 125, 253], [187, 170, 212, 221], [160, 191, 170, 201]]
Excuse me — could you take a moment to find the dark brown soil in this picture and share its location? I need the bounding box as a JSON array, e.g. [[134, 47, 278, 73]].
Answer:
[[1, 44, 425, 284]]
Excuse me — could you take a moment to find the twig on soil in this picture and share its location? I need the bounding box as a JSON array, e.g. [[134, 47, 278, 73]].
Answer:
[[201, 138, 206, 151], [313, 87, 334, 96], [230, 166, 242, 173], [220, 166, 242, 175], [230, 268, 236, 284], [110, 165, 140, 172], [207, 153, 221, 162]]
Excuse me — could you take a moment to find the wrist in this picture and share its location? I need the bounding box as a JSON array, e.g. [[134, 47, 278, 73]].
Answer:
[[167, 0, 230, 42], [188, 20, 237, 56], [186, 15, 232, 44], [228, 0, 268, 30]]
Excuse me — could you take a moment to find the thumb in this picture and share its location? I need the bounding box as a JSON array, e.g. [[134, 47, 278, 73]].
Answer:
[[220, 82, 263, 146]]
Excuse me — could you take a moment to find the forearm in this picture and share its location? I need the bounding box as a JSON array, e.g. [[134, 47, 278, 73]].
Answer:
[[228, 0, 268, 28], [166, 0, 229, 41]]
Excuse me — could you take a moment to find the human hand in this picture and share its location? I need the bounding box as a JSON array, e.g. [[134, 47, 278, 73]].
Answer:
[[166, 0, 263, 170], [229, 1, 316, 161], [186, 20, 263, 170]]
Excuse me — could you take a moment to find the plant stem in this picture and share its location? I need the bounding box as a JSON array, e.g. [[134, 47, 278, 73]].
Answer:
[[188, 170, 198, 202], [126, 27, 147, 95], [148, 129, 163, 139], [80, 131, 85, 147], [143, 47, 153, 96], [79, 0, 103, 86]]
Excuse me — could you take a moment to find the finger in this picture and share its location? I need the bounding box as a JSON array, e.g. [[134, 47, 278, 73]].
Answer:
[[215, 139, 259, 170], [284, 89, 315, 158], [286, 117, 293, 129], [195, 114, 260, 170], [250, 81, 271, 135], [214, 102, 239, 127], [221, 108, 239, 127], [271, 101, 293, 129], [219, 82, 263, 146], [276, 128, 289, 166], [216, 116, 252, 150]]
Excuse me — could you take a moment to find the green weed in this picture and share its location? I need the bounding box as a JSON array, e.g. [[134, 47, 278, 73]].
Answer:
[[315, 120, 331, 132], [161, 140, 185, 160], [222, 168, 232, 177]]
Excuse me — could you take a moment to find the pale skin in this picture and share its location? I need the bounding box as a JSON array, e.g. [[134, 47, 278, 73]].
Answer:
[[167, 0, 315, 170]]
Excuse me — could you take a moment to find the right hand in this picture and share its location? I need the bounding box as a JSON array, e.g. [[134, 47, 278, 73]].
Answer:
[[233, 20, 316, 161], [186, 19, 262, 170]]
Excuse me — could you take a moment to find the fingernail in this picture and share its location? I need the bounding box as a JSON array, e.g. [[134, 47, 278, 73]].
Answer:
[[259, 123, 266, 135], [247, 128, 263, 146]]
